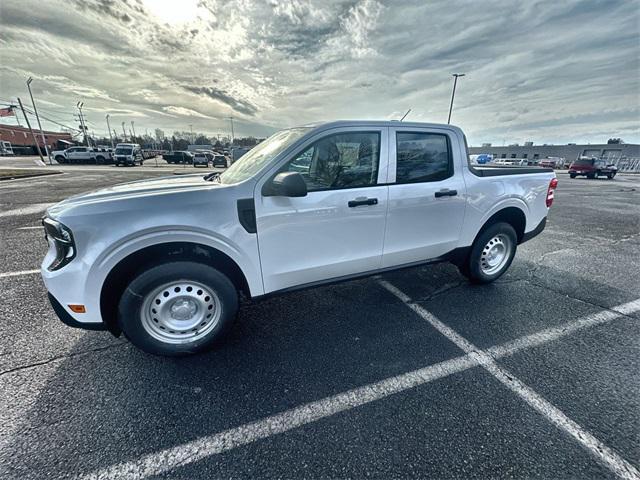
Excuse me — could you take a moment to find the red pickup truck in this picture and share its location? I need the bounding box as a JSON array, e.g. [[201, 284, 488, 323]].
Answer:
[[568, 157, 617, 179]]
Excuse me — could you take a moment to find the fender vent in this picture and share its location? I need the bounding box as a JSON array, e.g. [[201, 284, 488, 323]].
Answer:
[[237, 198, 257, 234]]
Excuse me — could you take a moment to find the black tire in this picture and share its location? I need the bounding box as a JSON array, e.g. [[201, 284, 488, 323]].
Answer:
[[607, 172, 615, 179], [118, 262, 238, 356], [459, 222, 517, 284], [569, 173, 576, 178], [55, 155, 66, 163], [587, 172, 596, 179]]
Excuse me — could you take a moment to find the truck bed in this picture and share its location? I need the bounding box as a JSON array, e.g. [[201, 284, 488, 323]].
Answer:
[[470, 165, 554, 177]]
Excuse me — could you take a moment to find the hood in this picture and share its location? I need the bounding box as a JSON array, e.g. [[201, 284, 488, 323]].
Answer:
[[47, 174, 219, 217]]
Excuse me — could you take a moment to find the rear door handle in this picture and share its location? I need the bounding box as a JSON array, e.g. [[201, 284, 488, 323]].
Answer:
[[435, 189, 458, 198], [348, 197, 378, 207]]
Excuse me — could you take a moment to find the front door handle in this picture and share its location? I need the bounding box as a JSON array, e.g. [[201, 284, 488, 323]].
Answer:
[[435, 189, 458, 198], [348, 197, 378, 207]]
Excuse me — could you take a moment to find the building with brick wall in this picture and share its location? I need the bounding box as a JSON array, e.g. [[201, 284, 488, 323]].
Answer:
[[0, 123, 74, 154]]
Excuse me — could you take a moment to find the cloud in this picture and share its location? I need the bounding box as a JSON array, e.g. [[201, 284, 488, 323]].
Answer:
[[162, 106, 215, 119], [0, 0, 637, 144], [183, 86, 258, 116]]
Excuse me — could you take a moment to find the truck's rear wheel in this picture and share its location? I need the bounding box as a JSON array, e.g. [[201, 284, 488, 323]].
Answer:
[[118, 262, 238, 356], [459, 222, 517, 284]]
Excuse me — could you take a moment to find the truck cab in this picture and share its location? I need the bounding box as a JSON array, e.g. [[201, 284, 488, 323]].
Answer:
[[0, 141, 14, 156], [41, 121, 556, 356]]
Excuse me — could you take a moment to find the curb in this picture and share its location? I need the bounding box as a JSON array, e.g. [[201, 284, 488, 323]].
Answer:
[[0, 171, 63, 181]]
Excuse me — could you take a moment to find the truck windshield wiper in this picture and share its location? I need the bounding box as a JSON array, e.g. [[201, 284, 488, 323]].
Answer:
[[203, 172, 221, 182]]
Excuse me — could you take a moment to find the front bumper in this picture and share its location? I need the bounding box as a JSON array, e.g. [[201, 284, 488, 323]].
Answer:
[[47, 292, 106, 330]]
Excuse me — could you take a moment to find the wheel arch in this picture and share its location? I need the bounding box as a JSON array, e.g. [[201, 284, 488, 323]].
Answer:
[[478, 206, 527, 244], [99, 241, 251, 335]]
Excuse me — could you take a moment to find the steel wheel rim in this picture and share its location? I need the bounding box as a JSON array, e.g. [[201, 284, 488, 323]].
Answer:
[[141, 280, 221, 345], [480, 234, 512, 275]]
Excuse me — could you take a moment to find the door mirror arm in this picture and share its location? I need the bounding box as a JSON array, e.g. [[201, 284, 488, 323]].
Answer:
[[263, 172, 308, 197]]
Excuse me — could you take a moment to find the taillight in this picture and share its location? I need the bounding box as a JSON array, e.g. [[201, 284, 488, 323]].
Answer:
[[546, 178, 558, 207]]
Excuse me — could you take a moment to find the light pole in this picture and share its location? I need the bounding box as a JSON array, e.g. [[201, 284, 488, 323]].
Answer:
[[76, 102, 91, 147], [121, 121, 127, 141], [106, 114, 114, 148], [17, 97, 44, 163], [227, 116, 235, 145], [27, 77, 52, 164], [131, 120, 136, 140], [447, 73, 465, 124], [189, 124, 194, 144]]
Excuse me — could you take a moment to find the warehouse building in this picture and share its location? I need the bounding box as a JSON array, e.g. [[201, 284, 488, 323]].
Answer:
[[469, 141, 640, 162]]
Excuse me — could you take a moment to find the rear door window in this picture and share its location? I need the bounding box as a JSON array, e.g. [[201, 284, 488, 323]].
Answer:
[[395, 132, 452, 183]]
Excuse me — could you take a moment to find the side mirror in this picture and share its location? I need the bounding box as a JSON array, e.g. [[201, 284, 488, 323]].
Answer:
[[264, 172, 307, 197]]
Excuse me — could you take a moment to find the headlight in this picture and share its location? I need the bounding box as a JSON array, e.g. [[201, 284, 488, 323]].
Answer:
[[43, 218, 76, 271]]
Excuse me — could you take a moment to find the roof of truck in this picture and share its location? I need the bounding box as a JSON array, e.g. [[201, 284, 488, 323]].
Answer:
[[300, 120, 464, 134]]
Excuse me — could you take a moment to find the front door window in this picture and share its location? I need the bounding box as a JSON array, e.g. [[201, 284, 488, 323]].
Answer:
[[280, 132, 380, 191]]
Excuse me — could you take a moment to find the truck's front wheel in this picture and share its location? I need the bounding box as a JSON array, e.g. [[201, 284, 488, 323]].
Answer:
[[459, 222, 517, 284], [118, 262, 238, 356]]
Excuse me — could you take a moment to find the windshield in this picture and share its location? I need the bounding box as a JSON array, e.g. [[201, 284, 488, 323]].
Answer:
[[115, 147, 132, 155], [573, 158, 594, 166], [219, 128, 310, 184]]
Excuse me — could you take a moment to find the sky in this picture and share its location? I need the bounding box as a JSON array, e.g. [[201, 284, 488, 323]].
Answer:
[[0, 0, 638, 145]]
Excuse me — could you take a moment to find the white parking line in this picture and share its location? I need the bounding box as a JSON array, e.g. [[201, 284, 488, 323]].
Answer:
[[17, 226, 43, 230], [0, 269, 40, 279], [379, 280, 640, 480], [83, 292, 640, 480], [0, 203, 53, 218]]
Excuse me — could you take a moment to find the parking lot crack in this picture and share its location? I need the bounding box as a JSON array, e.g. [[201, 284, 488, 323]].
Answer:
[[0, 342, 126, 377], [519, 277, 639, 320]]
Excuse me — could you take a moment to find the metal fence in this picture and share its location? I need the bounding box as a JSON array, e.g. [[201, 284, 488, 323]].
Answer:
[[606, 157, 640, 173]]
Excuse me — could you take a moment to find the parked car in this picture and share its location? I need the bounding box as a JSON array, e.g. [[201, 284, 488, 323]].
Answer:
[[568, 157, 617, 179], [539, 157, 564, 169], [0, 141, 14, 156], [193, 152, 211, 167], [52, 146, 111, 164], [113, 143, 143, 166], [231, 147, 251, 163], [212, 154, 228, 168], [162, 151, 193, 164], [493, 158, 522, 166], [41, 120, 557, 356]]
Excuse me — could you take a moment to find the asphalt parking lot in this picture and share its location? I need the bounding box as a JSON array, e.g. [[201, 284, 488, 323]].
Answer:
[[1, 162, 639, 479]]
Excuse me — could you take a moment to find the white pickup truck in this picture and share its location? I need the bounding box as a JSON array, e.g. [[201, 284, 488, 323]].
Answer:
[[41, 121, 557, 356], [52, 146, 111, 164]]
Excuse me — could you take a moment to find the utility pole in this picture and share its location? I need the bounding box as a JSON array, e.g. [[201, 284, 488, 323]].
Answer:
[[10, 104, 23, 127], [227, 116, 235, 145], [447, 73, 465, 124], [106, 114, 114, 148], [26, 77, 52, 164], [17, 97, 45, 163], [121, 122, 127, 142], [76, 102, 91, 147]]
